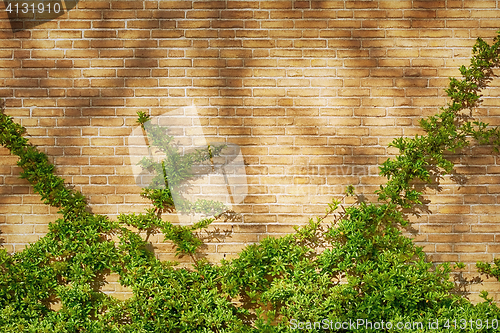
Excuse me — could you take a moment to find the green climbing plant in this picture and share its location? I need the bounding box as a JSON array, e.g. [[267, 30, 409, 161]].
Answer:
[[2, 31, 500, 332]]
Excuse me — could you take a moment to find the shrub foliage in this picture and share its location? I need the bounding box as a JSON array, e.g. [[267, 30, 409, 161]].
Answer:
[[2, 33, 500, 332]]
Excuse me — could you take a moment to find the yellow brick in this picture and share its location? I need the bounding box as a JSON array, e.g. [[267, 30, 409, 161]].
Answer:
[[159, 1, 192, 9], [111, 1, 144, 9], [227, 1, 259, 9], [464, 0, 496, 7], [242, 39, 275, 48], [12, 70, 47, 80], [1, 4, 500, 291]]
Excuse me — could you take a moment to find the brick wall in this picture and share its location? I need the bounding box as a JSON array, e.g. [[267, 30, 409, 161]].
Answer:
[[1, 0, 500, 301]]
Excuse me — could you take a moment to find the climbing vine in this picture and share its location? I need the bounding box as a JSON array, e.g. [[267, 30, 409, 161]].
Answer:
[[2, 32, 500, 332]]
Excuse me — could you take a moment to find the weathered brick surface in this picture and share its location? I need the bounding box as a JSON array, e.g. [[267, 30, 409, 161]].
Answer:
[[1, 0, 500, 301]]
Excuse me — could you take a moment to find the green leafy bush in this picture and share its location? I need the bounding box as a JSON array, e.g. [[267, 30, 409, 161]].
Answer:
[[2, 32, 500, 332]]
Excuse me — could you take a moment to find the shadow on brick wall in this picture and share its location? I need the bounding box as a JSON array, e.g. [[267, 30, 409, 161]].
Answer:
[[1, 2, 500, 285]]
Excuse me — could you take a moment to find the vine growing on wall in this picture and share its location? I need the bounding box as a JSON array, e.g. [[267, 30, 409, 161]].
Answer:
[[2, 32, 500, 332]]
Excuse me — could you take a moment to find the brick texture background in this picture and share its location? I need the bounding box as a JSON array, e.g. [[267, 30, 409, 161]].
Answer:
[[1, 0, 500, 302]]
